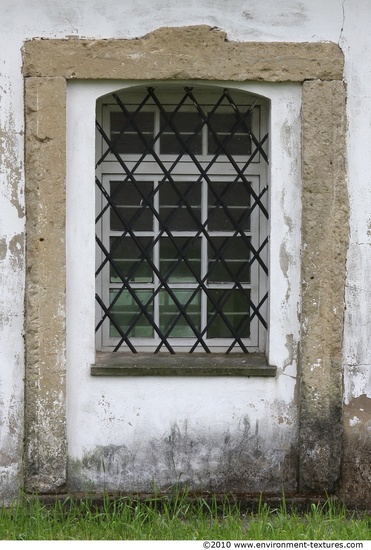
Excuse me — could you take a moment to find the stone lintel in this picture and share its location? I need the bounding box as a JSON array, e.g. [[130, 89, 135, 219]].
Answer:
[[23, 26, 344, 82]]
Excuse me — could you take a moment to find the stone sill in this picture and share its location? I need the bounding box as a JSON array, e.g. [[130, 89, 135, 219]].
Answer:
[[91, 352, 277, 377]]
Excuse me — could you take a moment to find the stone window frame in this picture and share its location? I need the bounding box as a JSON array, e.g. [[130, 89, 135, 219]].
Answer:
[[23, 26, 348, 494]]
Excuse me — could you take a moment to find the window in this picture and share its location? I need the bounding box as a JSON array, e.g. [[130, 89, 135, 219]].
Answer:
[[95, 86, 269, 353]]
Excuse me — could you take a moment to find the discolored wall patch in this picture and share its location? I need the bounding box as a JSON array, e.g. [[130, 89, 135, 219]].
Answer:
[[68, 419, 298, 494], [341, 394, 371, 506]]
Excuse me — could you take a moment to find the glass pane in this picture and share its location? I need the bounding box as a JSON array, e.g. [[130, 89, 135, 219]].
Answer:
[[160, 237, 201, 283], [208, 237, 251, 283], [111, 111, 154, 133], [110, 111, 154, 154], [114, 134, 153, 155], [109, 289, 154, 338], [208, 112, 252, 155], [110, 237, 153, 283], [160, 112, 202, 154], [208, 181, 251, 231], [159, 181, 201, 231], [208, 133, 252, 156], [161, 134, 202, 155], [110, 181, 153, 231], [160, 289, 201, 338], [207, 289, 250, 339]]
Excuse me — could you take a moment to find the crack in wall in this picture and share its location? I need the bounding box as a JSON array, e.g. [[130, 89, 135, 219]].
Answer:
[[338, 0, 346, 46]]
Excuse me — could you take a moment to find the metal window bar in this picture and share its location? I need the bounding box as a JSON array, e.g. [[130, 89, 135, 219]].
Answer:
[[96, 158, 264, 344], [104, 90, 268, 281], [96, 95, 268, 352], [96, 125, 249, 351], [96, 87, 269, 353], [97, 89, 267, 277], [95, 133, 213, 353], [99, 94, 265, 351]]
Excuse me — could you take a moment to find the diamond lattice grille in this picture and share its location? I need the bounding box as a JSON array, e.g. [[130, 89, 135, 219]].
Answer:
[[95, 87, 269, 353]]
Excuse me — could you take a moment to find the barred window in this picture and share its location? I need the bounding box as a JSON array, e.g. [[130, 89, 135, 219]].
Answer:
[[95, 86, 269, 353]]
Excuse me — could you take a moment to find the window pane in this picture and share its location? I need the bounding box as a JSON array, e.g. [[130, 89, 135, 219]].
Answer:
[[161, 134, 202, 155], [160, 289, 201, 338], [208, 134, 252, 156], [109, 289, 154, 338], [208, 112, 252, 155], [97, 88, 269, 352], [160, 237, 201, 283], [110, 181, 153, 231], [208, 237, 251, 283], [208, 181, 251, 231], [110, 111, 154, 154], [160, 112, 202, 154], [207, 289, 250, 339], [110, 237, 153, 283], [159, 181, 201, 231]]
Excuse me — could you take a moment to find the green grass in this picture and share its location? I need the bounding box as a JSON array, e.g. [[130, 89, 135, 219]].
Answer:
[[0, 491, 369, 540]]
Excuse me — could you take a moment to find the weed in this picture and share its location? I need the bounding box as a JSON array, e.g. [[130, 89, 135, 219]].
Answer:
[[0, 490, 369, 540]]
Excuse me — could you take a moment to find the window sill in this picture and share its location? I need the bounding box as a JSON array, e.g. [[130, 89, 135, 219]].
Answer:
[[91, 352, 277, 377]]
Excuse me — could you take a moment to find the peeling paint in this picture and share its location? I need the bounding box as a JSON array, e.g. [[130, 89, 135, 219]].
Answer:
[[348, 416, 361, 427], [342, 394, 371, 506], [8, 233, 24, 270], [279, 240, 290, 278], [283, 334, 294, 368], [0, 238, 7, 261], [344, 394, 371, 423], [0, 108, 25, 220]]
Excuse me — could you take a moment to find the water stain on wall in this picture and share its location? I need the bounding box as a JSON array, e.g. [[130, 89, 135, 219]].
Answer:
[[68, 417, 298, 494]]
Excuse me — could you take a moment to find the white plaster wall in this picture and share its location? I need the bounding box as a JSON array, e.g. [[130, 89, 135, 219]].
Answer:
[[66, 80, 301, 490], [341, 0, 371, 404], [0, 0, 370, 496], [0, 34, 26, 502]]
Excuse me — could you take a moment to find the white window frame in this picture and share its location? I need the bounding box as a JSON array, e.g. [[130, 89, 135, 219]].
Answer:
[[95, 87, 269, 353]]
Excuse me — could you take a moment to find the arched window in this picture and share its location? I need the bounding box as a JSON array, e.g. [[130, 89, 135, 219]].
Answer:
[[95, 86, 269, 353]]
